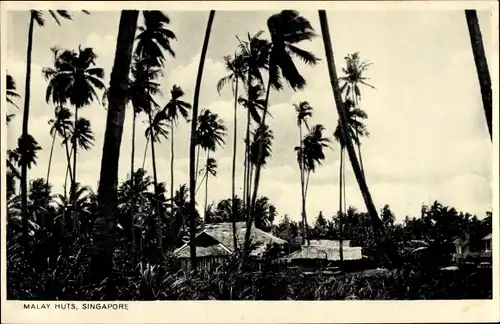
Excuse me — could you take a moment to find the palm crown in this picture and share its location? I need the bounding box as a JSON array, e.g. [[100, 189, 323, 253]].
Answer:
[[267, 10, 319, 91], [333, 99, 370, 147], [135, 11, 176, 67], [195, 109, 227, 152]]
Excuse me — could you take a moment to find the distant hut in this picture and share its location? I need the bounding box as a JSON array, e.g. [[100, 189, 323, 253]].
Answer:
[[282, 240, 364, 271], [173, 222, 288, 271]]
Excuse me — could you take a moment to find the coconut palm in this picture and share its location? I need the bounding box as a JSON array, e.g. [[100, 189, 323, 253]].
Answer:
[[242, 10, 319, 269], [254, 196, 276, 231], [196, 157, 218, 221], [217, 53, 246, 250], [238, 82, 268, 213], [465, 10, 492, 141], [294, 101, 313, 244], [339, 52, 375, 175], [319, 10, 398, 267], [43, 46, 105, 223], [20, 10, 78, 244], [161, 85, 191, 218], [94, 10, 139, 241], [6, 74, 20, 113], [145, 109, 170, 254], [333, 99, 369, 263], [236, 31, 270, 213], [195, 109, 227, 177], [189, 10, 216, 270], [46, 106, 73, 186], [135, 10, 176, 67]]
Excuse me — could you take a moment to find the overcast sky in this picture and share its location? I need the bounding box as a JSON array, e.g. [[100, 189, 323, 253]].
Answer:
[[5, 8, 494, 223]]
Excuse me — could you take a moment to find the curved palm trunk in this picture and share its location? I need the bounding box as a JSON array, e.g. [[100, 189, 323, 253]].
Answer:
[[131, 110, 136, 256], [21, 12, 35, 247], [46, 133, 57, 186], [189, 10, 215, 271], [170, 120, 175, 221], [95, 10, 139, 242], [231, 79, 239, 250], [319, 10, 397, 267], [148, 112, 163, 256], [240, 77, 272, 270], [465, 10, 492, 141]]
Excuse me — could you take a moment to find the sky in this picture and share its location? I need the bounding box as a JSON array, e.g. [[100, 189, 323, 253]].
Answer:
[[4, 8, 495, 223]]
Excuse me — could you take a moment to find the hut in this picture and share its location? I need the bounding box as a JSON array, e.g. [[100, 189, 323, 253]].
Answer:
[[173, 222, 287, 271]]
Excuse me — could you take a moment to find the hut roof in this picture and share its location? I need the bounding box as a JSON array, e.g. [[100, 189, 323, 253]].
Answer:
[[173, 222, 287, 259], [284, 246, 363, 261]]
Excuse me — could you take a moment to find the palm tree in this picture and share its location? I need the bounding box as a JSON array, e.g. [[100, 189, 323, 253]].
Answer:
[[248, 124, 273, 189], [236, 31, 270, 213], [254, 196, 277, 231], [162, 85, 191, 218], [113, 54, 163, 246], [189, 10, 215, 270], [465, 10, 492, 141], [94, 10, 139, 242], [195, 109, 227, 181], [339, 52, 375, 175], [135, 10, 176, 67], [46, 106, 73, 186], [118, 168, 153, 253], [20, 10, 81, 244], [333, 99, 369, 264], [145, 109, 170, 254], [197, 157, 218, 221], [319, 10, 398, 267], [217, 53, 246, 250], [294, 101, 313, 244], [43, 46, 105, 224], [242, 10, 319, 269], [6, 74, 20, 111], [238, 82, 269, 213]]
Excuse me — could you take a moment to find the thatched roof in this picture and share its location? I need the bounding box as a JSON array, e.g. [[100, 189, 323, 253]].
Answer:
[[173, 222, 287, 259], [308, 239, 351, 247], [284, 246, 363, 261]]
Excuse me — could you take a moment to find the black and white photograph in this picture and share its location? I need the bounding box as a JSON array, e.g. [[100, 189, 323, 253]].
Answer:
[[1, 1, 498, 321]]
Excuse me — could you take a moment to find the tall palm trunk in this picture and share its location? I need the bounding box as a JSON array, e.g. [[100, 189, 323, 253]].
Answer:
[[298, 123, 307, 245], [94, 10, 139, 241], [170, 119, 175, 221], [319, 10, 397, 267], [72, 108, 79, 232], [46, 133, 57, 186], [204, 152, 209, 221], [62, 128, 74, 189], [21, 12, 35, 247], [242, 111, 250, 210], [189, 10, 215, 271], [130, 110, 137, 256], [240, 75, 272, 270], [465, 10, 492, 141], [148, 112, 163, 255], [338, 147, 344, 266], [142, 138, 149, 169], [231, 79, 239, 250]]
